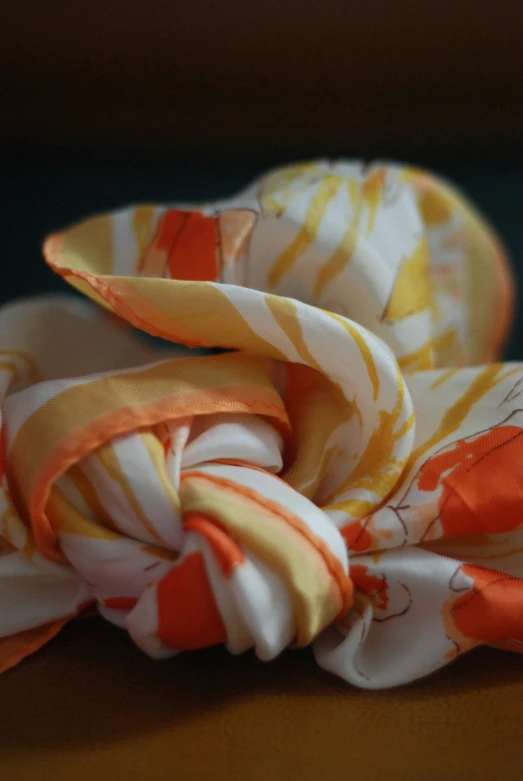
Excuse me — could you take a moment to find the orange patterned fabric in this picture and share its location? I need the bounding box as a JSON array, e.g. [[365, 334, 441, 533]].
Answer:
[[0, 160, 520, 687]]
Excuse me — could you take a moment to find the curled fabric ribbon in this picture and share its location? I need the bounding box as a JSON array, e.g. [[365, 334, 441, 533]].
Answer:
[[0, 160, 521, 688]]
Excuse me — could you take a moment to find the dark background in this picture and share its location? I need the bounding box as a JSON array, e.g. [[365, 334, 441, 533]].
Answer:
[[1, 1, 522, 357]]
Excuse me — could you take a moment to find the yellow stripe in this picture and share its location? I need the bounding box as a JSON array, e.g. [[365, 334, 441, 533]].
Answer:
[[430, 368, 457, 390], [326, 312, 380, 401], [324, 368, 411, 509], [96, 441, 166, 546], [258, 162, 319, 217], [9, 352, 288, 514], [397, 341, 433, 371], [141, 431, 181, 514], [141, 544, 179, 562], [0, 498, 36, 560], [264, 295, 323, 374], [416, 184, 454, 227], [326, 498, 378, 520], [59, 275, 113, 311], [48, 483, 180, 560], [268, 175, 342, 288], [67, 464, 119, 532], [133, 206, 158, 272], [108, 277, 290, 363], [412, 364, 503, 461], [314, 180, 362, 298], [433, 329, 457, 353], [361, 168, 385, 236], [382, 237, 431, 322], [180, 473, 344, 646], [47, 485, 121, 541], [282, 365, 353, 498], [62, 213, 114, 275]]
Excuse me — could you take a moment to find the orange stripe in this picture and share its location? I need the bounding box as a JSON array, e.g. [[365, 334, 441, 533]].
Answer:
[[26, 383, 289, 561], [452, 564, 523, 644], [0, 620, 67, 675], [156, 551, 227, 650], [45, 256, 290, 362], [9, 353, 287, 507], [164, 211, 219, 282], [10, 353, 288, 561], [153, 210, 188, 264], [184, 511, 245, 577], [217, 210, 257, 268], [211, 459, 290, 487], [45, 263, 206, 348], [180, 470, 352, 616]]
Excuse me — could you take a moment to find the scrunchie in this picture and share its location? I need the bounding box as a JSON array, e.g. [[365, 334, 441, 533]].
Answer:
[[0, 160, 519, 689]]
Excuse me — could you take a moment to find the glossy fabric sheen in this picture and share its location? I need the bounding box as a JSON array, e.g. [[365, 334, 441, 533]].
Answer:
[[0, 159, 520, 689]]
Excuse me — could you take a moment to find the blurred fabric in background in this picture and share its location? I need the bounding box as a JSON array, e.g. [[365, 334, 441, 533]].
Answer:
[[1, 0, 522, 354]]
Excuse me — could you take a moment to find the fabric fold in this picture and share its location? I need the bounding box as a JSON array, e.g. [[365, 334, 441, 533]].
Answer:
[[1, 160, 521, 689]]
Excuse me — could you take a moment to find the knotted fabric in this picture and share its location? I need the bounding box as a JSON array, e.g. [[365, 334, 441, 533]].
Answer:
[[0, 161, 520, 689]]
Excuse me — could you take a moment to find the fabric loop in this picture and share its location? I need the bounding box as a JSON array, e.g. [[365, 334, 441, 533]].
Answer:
[[1, 160, 522, 690]]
